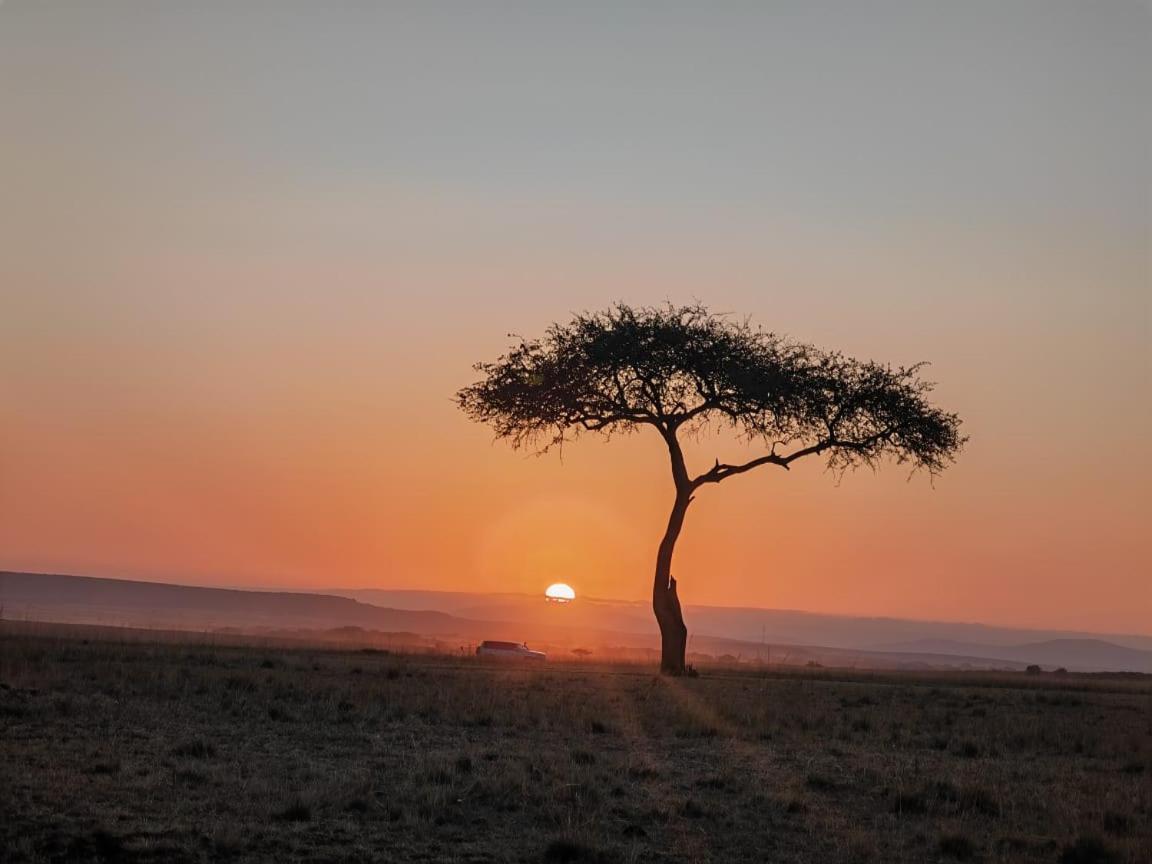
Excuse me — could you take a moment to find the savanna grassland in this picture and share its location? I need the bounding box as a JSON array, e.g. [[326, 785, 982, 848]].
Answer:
[[1, 626, 1149, 864]]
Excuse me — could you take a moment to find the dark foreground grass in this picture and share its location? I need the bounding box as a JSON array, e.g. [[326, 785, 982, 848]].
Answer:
[[1, 626, 1149, 863]]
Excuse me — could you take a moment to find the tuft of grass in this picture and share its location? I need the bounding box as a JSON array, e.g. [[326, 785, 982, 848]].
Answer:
[[680, 799, 707, 818], [957, 785, 999, 817], [806, 771, 835, 791], [892, 789, 927, 815], [543, 838, 615, 863], [66, 830, 125, 861], [955, 740, 981, 759], [939, 832, 976, 859], [273, 801, 313, 823], [781, 796, 807, 814], [1060, 835, 1119, 864], [571, 749, 596, 765], [170, 738, 216, 759], [1102, 811, 1130, 835], [176, 767, 208, 786]]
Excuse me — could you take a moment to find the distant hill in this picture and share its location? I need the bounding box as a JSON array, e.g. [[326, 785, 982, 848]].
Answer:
[[877, 637, 1152, 674], [332, 587, 1152, 666], [0, 571, 486, 637], [3, 572, 1149, 673], [324, 588, 657, 635]]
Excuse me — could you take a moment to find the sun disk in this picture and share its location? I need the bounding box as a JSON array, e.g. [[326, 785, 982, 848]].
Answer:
[[544, 582, 576, 603]]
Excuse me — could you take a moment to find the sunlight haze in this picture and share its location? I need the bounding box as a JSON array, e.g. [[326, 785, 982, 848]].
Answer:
[[1, 1, 1149, 634]]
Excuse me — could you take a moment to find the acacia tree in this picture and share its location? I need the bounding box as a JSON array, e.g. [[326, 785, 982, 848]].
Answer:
[[458, 303, 964, 674]]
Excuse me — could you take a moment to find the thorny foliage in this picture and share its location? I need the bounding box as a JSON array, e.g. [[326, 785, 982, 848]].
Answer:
[[457, 303, 964, 488]]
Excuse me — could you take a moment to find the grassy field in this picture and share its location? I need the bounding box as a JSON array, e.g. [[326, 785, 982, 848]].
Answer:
[[1, 626, 1149, 863]]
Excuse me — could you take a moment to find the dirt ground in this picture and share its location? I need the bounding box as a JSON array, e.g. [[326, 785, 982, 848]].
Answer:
[[2, 627, 1149, 863]]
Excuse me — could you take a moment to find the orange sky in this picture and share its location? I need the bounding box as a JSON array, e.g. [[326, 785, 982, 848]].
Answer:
[[1, 4, 1149, 634]]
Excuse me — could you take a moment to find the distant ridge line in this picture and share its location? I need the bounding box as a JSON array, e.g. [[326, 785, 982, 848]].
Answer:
[[2, 571, 1150, 672]]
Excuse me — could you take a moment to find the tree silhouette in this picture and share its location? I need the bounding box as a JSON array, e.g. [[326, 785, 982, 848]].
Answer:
[[458, 303, 965, 674]]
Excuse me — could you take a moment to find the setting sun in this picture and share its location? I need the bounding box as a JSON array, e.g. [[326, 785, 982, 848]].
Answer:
[[544, 583, 576, 603]]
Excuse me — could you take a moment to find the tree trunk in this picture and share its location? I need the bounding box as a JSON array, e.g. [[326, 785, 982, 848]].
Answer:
[[653, 489, 691, 674]]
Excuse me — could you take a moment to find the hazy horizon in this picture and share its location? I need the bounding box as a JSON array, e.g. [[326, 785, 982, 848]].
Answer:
[[6, 567, 1152, 642], [2, 2, 1149, 633]]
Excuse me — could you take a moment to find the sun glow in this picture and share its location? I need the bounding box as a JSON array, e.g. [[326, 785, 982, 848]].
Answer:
[[544, 582, 576, 603]]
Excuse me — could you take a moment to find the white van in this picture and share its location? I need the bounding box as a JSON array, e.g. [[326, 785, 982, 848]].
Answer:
[[475, 640, 546, 661]]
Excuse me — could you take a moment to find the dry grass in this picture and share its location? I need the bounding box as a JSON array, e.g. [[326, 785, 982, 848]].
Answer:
[[1, 625, 1149, 863]]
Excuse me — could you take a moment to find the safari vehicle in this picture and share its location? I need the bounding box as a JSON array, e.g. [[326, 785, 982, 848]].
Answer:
[[475, 640, 546, 661]]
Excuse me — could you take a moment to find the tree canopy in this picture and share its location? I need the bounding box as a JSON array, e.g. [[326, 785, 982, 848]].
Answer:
[[457, 303, 964, 487]]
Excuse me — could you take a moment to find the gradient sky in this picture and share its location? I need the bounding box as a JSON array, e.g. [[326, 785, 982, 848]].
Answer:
[[2, 2, 1149, 633]]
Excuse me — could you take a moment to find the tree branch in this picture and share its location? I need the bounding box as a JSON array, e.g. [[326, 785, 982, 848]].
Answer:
[[670, 396, 722, 429], [691, 429, 897, 487]]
